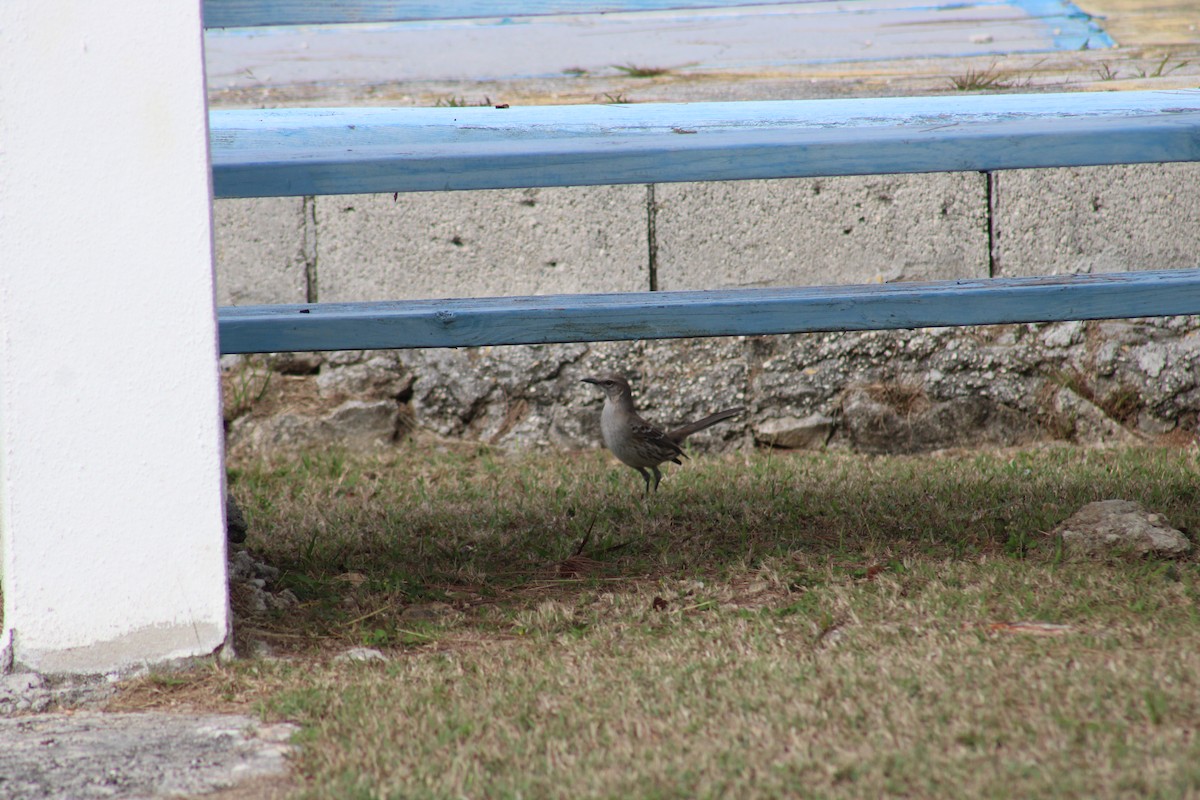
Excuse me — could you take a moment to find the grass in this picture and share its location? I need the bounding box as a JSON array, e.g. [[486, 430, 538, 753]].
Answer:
[[433, 95, 493, 108], [613, 63, 673, 78], [109, 443, 1200, 798], [949, 65, 1026, 91], [223, 355, 273, 420], [1137, 54, 1190, 79]]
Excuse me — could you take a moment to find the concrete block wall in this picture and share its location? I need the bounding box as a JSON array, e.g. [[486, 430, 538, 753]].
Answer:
[[214, 196, 310, 305], [992, 163, 1200, 277], [654, 173, 989, 290], [318, 186, 649, 301], [215, 163, 1199, 306], [215, 164, 1199, 456]]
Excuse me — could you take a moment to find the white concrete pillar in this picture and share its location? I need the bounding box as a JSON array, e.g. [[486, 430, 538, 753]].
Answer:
[[0, 2, 229, 673]]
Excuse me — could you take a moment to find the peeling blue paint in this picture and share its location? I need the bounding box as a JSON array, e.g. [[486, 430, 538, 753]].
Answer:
[[218, 270, 1200, 354], [210, 91, 1200, 198]]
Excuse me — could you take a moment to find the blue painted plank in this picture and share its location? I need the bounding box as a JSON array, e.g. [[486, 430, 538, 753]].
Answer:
[[210, 91, 1200, 198], [218, 269, 1200, 354]]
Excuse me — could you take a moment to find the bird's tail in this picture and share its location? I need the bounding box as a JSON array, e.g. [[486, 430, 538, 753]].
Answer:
[[667, 406, 745, 443]]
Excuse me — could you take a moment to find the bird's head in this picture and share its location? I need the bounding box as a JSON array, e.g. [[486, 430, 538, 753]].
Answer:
[[581, 373, 632, 401]]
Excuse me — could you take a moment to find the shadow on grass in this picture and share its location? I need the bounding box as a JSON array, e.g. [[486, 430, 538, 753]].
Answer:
[[225, 443, 1199, 650]]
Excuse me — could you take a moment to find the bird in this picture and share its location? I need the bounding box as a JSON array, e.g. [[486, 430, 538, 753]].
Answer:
[[581, 373, 744, 494]]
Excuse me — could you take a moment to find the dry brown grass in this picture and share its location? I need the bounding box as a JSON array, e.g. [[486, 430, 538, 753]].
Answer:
[[107, 443, 1200, 798]]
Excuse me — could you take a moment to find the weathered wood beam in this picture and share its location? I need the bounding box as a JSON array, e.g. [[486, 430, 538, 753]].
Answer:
[[218, 268, 1200, 353], [210, 91, 1200, 198]]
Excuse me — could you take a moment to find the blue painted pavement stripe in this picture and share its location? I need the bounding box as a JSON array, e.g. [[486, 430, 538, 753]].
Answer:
[[1011, 0, 1115, 50]]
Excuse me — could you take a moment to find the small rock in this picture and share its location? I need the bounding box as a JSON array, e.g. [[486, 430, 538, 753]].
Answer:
[[1137, 410, 1177, 435], [323, 399, 400, 444], [0, 673, 114, 717], [228, 552, 294, 617], [265, 589, 300, 610], [226, 398, 399, 453], [316, 359, 412, 399], [229, 550, 279, 583], [242, 639, 276, 659], [335, 572, 368, 587], [1040, 320, 1084, 349], [226, 492, 248, 544], [324, 350, 366, 367], [334, 648, 388, 664], [1050, 388, 1141, 446], [0, 673, 51, 716], [1055, 500, 1192, 558], [1134, 344, 1168, 378], [270, 352, 324, 375], [400, 602, 457, 622], [754, 413, 835, 449], [840, 386, 1034, 454]]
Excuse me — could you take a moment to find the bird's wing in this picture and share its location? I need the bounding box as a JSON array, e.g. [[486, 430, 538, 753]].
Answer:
[[632, 419, 687, 462]]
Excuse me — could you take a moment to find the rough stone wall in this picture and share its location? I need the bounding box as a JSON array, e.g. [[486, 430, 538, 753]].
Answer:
[[222, 315, 1200, 457], [216, 165, 1200, 456]]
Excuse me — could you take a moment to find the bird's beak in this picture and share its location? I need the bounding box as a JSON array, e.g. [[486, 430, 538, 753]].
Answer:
[[581, 377, 597, 385]]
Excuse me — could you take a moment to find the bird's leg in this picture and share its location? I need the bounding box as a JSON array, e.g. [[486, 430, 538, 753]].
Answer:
[[651, 466, 663, 493], [636, 466, 652, 495]]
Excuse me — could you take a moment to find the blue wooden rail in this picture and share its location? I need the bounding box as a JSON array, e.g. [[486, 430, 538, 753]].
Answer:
[[220, 270, 1200, 354], [208, 23, 1200, 356], [210, 92, 1200, 198]]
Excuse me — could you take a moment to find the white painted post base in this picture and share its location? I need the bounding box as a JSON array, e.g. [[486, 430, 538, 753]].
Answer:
[[0, 2, 229, 674]]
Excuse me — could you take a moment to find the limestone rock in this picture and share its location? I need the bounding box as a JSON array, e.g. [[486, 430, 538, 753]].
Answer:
[[226, 492, 247, 544], [400, 601, 459, 623], [229, 549, 279, 583], [406, 342, 591, 445], [1049, 387, 1142, 446], [334, 647, 389, 664], [228, 398, 399, 452], [270, 351, 324, 375], [1055, 500, 1192, 558], [0, 673, 50, 716], [839, 384, 1035, 454], [229, 551, 299, 617], [0, 673, 115, 717], [323, 399, 400, 444], [216, 316, 1199, 456], [754, 413, 835, 449], [316, 355, 412, 400]]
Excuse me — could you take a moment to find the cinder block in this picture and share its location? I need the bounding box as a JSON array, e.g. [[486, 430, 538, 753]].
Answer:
[[316, 186, 649, 302], [993, 162, 1200, 277], [213, 196, 309, 305], [654, 173, 989, 290]]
